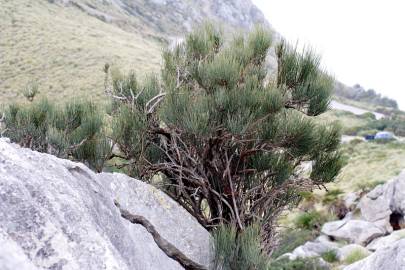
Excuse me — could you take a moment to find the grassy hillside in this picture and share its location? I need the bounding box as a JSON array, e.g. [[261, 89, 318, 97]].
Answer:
[[0, 0, 162, 104], [0, 0, 269, 105]]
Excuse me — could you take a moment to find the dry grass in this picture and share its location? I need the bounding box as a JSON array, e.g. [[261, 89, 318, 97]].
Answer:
[[0, 0, 162, 105], [316, 109, 369, 134], [328, 140, 405, 192]]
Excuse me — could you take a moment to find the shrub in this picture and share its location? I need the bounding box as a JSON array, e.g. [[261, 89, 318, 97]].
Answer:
[[108, 23, 342, 251], [360, 112, 376, 120], [212, 224, 269, 270], [294, 211, 327, 231], [321, 250, 338, 263], [2, 98, 110, 171], [22, 81, 40, 101]]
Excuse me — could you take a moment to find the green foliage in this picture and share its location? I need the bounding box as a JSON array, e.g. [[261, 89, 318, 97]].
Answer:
[[294, 211, 327, 231], [22, 81, 40, 102], [322, 189, 344, 204], [321, 250, 338, 263], [110, 23, 342, 252], [268, 257, 328, 270], [344, 249, 369, 264], [271, 229, 314, 259], [2, 98, 109, 171], [360, 112, 376, 120], [212, 224, 270, 270]]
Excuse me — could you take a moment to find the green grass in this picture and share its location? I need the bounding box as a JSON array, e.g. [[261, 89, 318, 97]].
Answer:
[[271, 229, 315, 259], [344, 249, 369, 264], [316, 109, 369, 135], [0, 0, 162, 105], [294, 211, 327, 231], [327, 141, 405, 192], [321, 250, 338, 263]]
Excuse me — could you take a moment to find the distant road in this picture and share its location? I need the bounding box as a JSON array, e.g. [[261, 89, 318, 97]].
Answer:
[[330, 100, 385, 120]]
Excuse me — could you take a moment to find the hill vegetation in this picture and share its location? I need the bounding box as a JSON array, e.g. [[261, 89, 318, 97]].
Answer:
[[0, 0, 268, 105]]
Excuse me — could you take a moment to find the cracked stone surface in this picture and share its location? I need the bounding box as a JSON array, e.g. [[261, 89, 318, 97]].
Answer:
[[0, 138, 211, 270]]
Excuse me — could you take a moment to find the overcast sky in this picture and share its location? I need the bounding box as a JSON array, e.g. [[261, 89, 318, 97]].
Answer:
[[252, 0, 405, 109]]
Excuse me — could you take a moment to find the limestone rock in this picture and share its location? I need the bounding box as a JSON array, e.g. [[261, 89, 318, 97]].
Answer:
[[366, 229, 405, 251], [0, 138, 211, 270], [343, 192, 360, 210], [343, 239, 405, 270], [0, 229, 42, 270], [321, 219, 385, 246], [358, 170, 405, 232], [282, 235, 339, 260]]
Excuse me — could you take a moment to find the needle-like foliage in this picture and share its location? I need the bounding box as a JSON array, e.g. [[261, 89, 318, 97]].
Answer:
[[108, 23, 342, 252], [2, 98, 110, 171]]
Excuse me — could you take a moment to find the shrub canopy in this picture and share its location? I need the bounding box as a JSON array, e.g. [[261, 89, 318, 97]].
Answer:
[[109, 24, 342, 251]]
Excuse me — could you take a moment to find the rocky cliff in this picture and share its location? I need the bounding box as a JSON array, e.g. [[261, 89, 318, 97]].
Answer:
[[54, 0, 270, 38], [0, 138, 211, 270], [279, 170, 405, 270]]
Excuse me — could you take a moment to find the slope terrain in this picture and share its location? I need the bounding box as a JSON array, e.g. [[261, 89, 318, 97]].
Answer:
[[0, 0, 267, 104]]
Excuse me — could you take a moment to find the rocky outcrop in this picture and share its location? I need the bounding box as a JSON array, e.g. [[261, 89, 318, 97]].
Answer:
[[54, 0, 271, 37], [358, 171, 405, 232], [281, 170, 405, 268], [366, 229, 405, 251], [0, 138, 211, 270], [344, 239, 405, 270], [281, 235, 339, 261], [321, 219, 385, 246], [0, 229, 41, 270]]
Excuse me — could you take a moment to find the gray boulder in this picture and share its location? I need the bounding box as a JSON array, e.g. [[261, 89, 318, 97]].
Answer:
[[0, 138, 211, 270], [281, 235, 339, 260], [0, 229, 42, 270], [321, 219, 385, 246], [358, 170, 405, 232], [343, 192, 360, 210], [343, 239, 405, 270], [366, 229, 405, 251]]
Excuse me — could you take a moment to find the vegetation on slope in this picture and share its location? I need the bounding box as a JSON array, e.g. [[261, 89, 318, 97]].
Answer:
[[0, 0, 162, 104]]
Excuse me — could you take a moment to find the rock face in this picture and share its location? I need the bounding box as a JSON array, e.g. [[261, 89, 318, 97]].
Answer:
[[0, 138, 211, 270], [321, 218, 385, 246], [358, 171, 405, 232], [281, 235, 339, 260], [55, 0, 270, 36], [366, 229, 405, 251], [343, 239, 405, 270], [0, 229, 41, 270]]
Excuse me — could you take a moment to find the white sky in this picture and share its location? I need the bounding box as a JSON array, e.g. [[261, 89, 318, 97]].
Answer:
[[252, 0, 405, 109]]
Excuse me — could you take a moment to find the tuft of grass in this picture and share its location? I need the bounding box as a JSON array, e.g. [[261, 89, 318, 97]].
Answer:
[[355, 180, 385, 193], [321, 250, 338, 263], [212, 224, 270, 270], [294, 211, 327, 231], [322, 189, 344, 204], [344, 249, 369, 264]]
